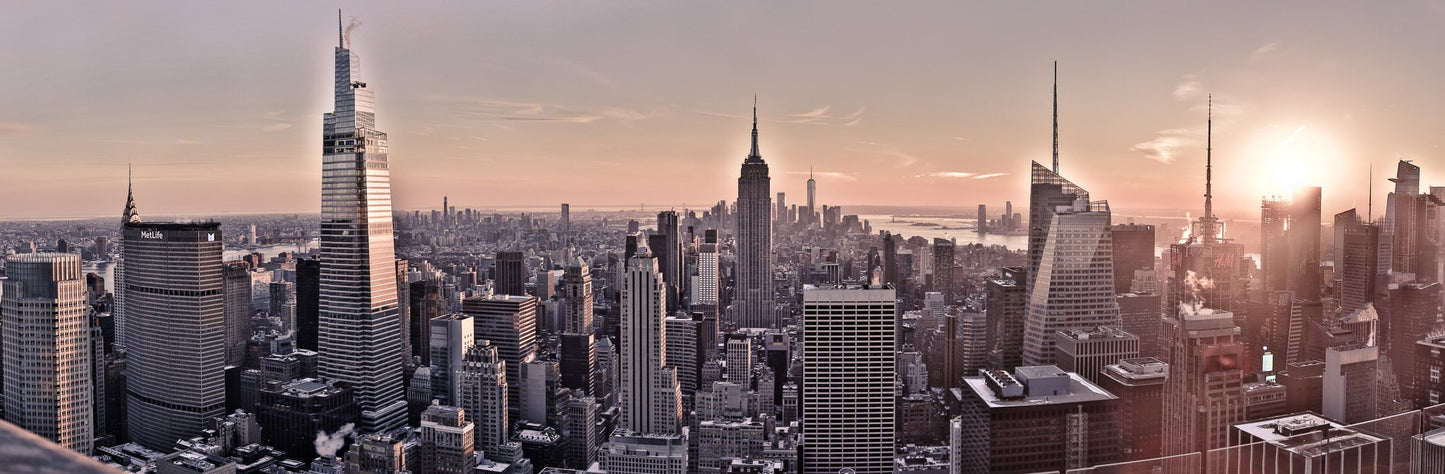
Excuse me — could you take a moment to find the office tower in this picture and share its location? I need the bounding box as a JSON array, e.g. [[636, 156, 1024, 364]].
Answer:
[[599, 431, 689, 474], [560, 262, 597, 397], [396, 259, 411, 364], [801, 285, 896, 474], [1388, 160, 1423, 274], [223, 261, 251, 368], [1027, 162, 1089, 295], [693, 236, 719, 307], [429, 314, 475, 405], [464, 294, 538, 420], [295, 257, 320, 352], [1418, 337, 1445, 408], [1322, 344, 1377, 423], [123, 221, 225, 450], [318, 20, 406, 434], [495, 251, 527, 297], [443, 196, 450, 227], [665, 315, 700, 411], [563, 258, 593, 334], [418, 403, 474, 474], [725, 333, 752, 386], [985, 267, 1027, 370], [932, 238, 955, 301], [1243, 380, 1289, 421], [1110, 224, 1155, 295], [345, 432, 408, 473], [518, 359, 556, 424], [776, 192, 787, 226], [1290, 187, 1324, 302], [806, 167, 817, 228], [658, 211, 683, 312], [559, 203, 570, 236], [1054, 326, 1140, 384], [458, 340, 508, 458], [410, 278, 443, 364], [2, 253, 93, 454], [977, 204, 987, 233], [1021, 200, 1120, 366], [1260, 196, 1292, 294], [254, 378, 359, 461], [1226, 414, 1390, 473], [88, 317, 105, 442], [1099, 357, 1168, 461], [735, 101, 775, 329], [697, 419, 767, 474], [955, 312, 989, 385], [1337, 211, 1380, 315], [619, 249, 683, 434], [1161, 308, 1245, 456], [563, 396, 599, 469], [1389, 281, 1443, 406], [956, 366, 1121, 472], [1117, 292, 1163, 361], [269, 280, 296, 332]]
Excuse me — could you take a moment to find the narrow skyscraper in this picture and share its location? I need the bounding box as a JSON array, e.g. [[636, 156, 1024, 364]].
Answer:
[[2, 253, 93, 454], [1020, 199, 1120, 366], [801, 285, 896, 474], [735, 99, 776, 329], [618, 245, 683, 434], [317, 14, 407, 433]]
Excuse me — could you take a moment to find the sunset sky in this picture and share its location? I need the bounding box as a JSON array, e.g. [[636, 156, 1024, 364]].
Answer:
[[2, 1, 1443, 219]]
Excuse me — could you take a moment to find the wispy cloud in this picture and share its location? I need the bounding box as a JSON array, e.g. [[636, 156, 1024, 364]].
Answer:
[[98, 138, 206, 145], [1132, 128, 1201, 164], [785, 105, 865, 127], [916, 171, 974, 179], [887, 151, 920, 167], [786, 170, 857, 181], [1251, 41, 1281, 62], [262, 123, 292, 132], [973, 173, 1007, 179], [0, 122, 38, 138], [439, 96, 648, 124], [1134, 75, 1249, 163]]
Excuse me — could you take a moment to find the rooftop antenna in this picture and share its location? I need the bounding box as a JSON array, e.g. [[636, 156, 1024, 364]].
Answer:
[[1205, 94, 1213, 221], [1368, 163, 1373, 222], [1052, 61, 1059, 173], [338, 9, 343, 48]]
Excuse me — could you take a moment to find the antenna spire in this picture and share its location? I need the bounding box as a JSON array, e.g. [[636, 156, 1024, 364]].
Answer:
[[338, 9, 344, 48], [1368, 163, 1374, 222], [1052, 61, 1059, 174], [1205, 94, 1213, 221], [747, 95, 761, 161]]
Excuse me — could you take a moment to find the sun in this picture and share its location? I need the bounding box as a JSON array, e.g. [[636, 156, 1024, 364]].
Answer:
[[1246, 123, 1343, 197]]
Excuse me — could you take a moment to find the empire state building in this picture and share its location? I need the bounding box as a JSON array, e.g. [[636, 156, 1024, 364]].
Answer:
[[317, 14, 407, 433], [736, 101, 775, 329]]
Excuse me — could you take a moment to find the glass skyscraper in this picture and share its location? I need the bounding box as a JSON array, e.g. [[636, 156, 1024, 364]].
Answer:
[[317, 20, 407, 433]]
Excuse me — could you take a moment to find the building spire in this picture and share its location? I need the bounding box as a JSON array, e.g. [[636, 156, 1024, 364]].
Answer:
[[1205, 94, 1213, 221], [1052, 61, 1059, 174], [747, 95, 761, 161], [123, 162, 141, 224], [810, 165, 814, 180], [338, 9, 344, 48]]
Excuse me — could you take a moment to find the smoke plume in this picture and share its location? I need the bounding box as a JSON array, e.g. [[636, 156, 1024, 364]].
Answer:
[[344, 17, 362, 48], [314, 422, 355, 458]]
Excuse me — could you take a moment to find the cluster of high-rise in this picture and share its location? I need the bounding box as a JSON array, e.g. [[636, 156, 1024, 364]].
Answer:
[[14, 15, 1445, 474]]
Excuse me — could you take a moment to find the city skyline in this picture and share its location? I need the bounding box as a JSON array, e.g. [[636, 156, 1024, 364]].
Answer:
[[5, 1, 1445, 220]]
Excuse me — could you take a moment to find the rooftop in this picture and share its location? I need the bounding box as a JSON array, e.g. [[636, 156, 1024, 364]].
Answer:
[[964, 367, 1117, 408]]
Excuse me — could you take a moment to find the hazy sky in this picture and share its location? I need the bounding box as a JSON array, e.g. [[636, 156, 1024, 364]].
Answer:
[[3, 1, 1444, 220]]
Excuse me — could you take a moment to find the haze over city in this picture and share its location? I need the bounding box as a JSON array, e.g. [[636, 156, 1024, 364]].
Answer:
[[4, 0, 1443, 219]]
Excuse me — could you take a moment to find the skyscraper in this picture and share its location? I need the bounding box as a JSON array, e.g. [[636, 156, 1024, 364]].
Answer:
[[2, 253, 93, 454], [317, 15, 407, 433], [123, 221, 226, 450], [463, 294, 538, 420], [931, 238, 956, 301], [429, 314, 474, 406], [657, 210, 683, 312], [801, 285, 896, 474], [985, 267, 1027, 370], [457, 339, 508, 457], [735, 100, 775, 329], [1110, 224, 1155, 295], [618, 247, 683, 435], [494, 251, 527, 297], [222, 261, 251, 368], [806, 167, 817, 228], [561, 257, 597, 395], [1020, 199, 1120, 366], [1027, 162, 1088, 295], [295, 257, 320, 352], [1161, 308, 1245, 456]]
